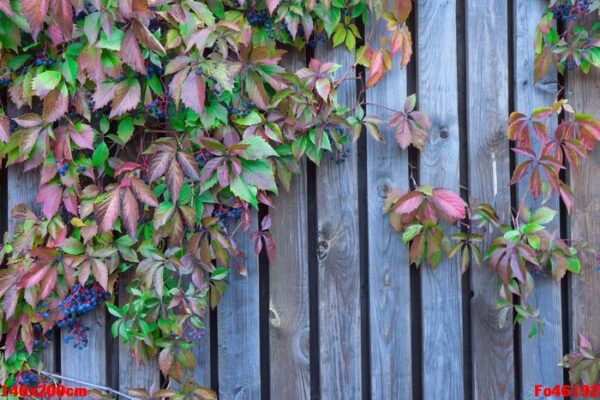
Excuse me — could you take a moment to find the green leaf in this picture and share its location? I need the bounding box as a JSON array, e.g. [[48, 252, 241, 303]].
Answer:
[[567, 257, 581, 274], [210, 267, 228, 281], [402, 224, 422, 244], [117, 116, 134, 144], [530, 206, 557, 225], [107, 303, 124, 318], [92, 141, 109, 167], [234, 110, 262, 126], [61, 238, 85, 255], [333, 26, 346, 47], [230, 175, 258, 208], [241, 136, 278, 160], [98, 28, 124, 51], [32, 71, 62, 97]]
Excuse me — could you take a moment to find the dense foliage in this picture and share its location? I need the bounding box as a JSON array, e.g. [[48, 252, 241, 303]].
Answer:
[[0, 0, 416, 397], [535, 0, 600, 79]]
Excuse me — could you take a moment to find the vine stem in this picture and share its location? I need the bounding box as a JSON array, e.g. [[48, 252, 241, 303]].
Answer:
[[39, 371, 141, 400]]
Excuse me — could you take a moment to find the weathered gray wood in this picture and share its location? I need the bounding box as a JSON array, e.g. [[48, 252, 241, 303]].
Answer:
[[217, 212, 260, 399], [417, 1, 464, 399], [365, 14, 411, 400], [118, 275, 160, 395], [568, 65, 600, 371], [269, 49, 311, 400], [61, 311, 107, 386], [314, 42, 362, 399], [514, 1, 564, 397], [467, 1, 514, 398]]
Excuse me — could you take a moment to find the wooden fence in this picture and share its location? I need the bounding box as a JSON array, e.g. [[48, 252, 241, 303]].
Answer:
[[3, 0, 600, 399]]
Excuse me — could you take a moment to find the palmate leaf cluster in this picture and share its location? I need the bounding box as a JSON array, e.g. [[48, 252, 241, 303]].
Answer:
[[384, 101, 600, 338], [0, 0, 415, 395], [535, 0, 600, 80]]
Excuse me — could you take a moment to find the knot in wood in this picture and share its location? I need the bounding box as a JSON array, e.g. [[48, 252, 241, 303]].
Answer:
[[378, 182, 389, 198], [439, 127, 449, 139], [317, 240, 329, 262], [269, 307, 281, 328]]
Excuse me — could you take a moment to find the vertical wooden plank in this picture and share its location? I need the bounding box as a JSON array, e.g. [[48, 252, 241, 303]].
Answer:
[[314, 44, 362, 399], [60, 311, 107, 386], [217, 214, 260, 399], [467, 1, 514, 399], [118, 276, 160, 394], [365, 15, 411, 400], [417, 1, 464, 399], [269, 50, 311, 399], [514, 1, 564, 397], [6, 101, 57, 373], [568, 65, 600, 371]]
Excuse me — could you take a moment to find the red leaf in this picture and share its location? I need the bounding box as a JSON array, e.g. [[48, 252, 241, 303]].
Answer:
[[79, 47, 106, 85], [0, 0, 14, 17], [530, 168, 542, 199], [167, 161, 184, 204], [5, 320, 19, 356], [432, 188, 467, 222], [22, 0, 50, 41], [69, 123, 95, 149], [39, 267, 58, 299], [366, 50, 384, 88], [36, 182, 63, 219], [109, 79, 141, 118], [176, 152, 201, 180], [49, 0, 73, 42], [392, 191, 424, 214], [121, 27, 146, 74], [510, 160, 532, 185], [262, 232, 276, 263], [91, 259, 109, 291], [394, 0, 412, 22], [159, 348, 174, 377], [181, 72, 206, 115], [121, 188, 140, 237], [19, 264, 50, 288], [266, 0, 280, 14], [0, 113, 10, 142], [149, 146, 175, 182], [534, 47, 552, 82], [132, 19, 165, 54], [95, 189, 121, 232], [130, 176, 158, 207], [43, 85, 68, 123]]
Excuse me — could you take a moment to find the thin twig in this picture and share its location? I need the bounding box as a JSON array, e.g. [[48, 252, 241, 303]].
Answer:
[[39, 371, 140, 400]]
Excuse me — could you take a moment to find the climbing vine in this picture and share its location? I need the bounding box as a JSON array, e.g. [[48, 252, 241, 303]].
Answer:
[[0, 0, 415, 397]]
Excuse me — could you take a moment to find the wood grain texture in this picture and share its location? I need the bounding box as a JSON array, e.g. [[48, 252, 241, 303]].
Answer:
[[514, 1, 564, 398], [217, 212, 260, 400], [417, 1, 464, 399], [466, 1, 514, 398], [314, 42, 362, 399], [269, 49, 311, 400], [568, 66, 600, 369], [118, 276, 160, 395], [365, 15, 411, 400], [61, 311, 107, 386]]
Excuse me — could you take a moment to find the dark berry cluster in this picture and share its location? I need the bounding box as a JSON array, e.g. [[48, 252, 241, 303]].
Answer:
[[308, 32, 327, 48], [55, 160, 69, 176], [212, 205, 243, 221], [147, 97, 169, 121], [56, 283, 109, 349], [246, 9, 269, 26], [195, 150, 213, 167], [226, 100, 255, 117], [147, 64, 163, 77], [34, 50, 54, 67], [63, 322, 91, 350], [16, 370, 39, 387], [551, 0, 591, 21]]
